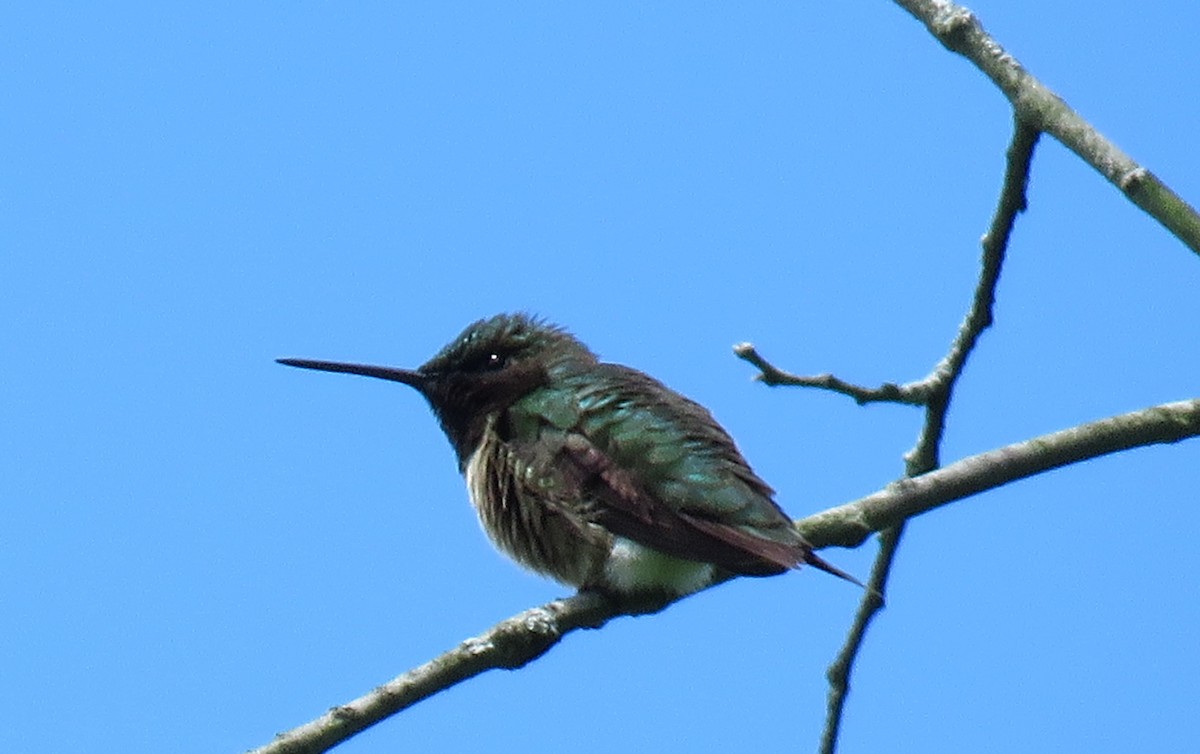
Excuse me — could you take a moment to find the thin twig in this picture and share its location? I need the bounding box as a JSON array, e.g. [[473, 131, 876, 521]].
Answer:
[[733, 344, 927, 405], [814, 119, 1038, 752], [819, 523, 901, 754], [736, 122, 1039, 421]]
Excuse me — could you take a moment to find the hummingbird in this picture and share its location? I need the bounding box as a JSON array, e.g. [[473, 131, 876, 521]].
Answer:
[[278, 313, 859, 599]]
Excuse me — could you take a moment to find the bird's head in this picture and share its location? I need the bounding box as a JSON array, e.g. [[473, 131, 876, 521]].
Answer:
[[278, 313, 595, 463]]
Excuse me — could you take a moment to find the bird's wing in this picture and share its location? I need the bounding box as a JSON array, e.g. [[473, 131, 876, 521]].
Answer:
[[558, 430, 805, 574], [512, 363, 810, 575]]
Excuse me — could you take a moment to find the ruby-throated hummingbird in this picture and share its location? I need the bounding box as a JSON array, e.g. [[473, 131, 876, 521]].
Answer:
[[278, 313, 859, 598]]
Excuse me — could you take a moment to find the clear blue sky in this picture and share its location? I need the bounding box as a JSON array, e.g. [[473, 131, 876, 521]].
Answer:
[[4, 3, 1198, 753]]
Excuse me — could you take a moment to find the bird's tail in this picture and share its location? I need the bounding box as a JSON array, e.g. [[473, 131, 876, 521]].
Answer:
[[803, 549, 868, 591]]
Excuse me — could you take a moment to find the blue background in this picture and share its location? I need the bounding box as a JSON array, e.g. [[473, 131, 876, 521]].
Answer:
[[5, 3, 1198, 752]]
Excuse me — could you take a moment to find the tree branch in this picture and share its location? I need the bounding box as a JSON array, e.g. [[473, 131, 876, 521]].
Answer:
[[730, 345, 925, 405], [733, 120, 1038, 422], [891, 0, 1200, 256], [248, 398, 1200, 754], [799, 399, 1200, 549], [819, 523, 899, 754], [814, 118, 1037, 752]]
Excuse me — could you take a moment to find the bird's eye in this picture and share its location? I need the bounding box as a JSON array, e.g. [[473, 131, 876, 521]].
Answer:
[[463, 351, 509, 372]]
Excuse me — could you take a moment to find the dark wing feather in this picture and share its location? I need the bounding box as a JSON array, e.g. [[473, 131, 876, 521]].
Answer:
[[558, 432, 795, 574], [551, 364, 810, 576]]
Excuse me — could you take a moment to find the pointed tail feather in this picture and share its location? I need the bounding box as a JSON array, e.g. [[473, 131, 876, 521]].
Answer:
[[803, 549, 867, 590]]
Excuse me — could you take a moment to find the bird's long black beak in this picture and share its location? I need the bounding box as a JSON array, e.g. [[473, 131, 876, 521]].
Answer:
[[276, 358, 427, 389]]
